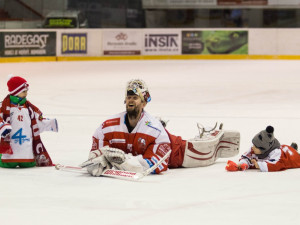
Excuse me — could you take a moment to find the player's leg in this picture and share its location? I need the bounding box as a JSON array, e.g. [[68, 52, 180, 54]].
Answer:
[[18, 162, 36, 168], [182, 129, 240, 167], [0, 158, 18, 168]]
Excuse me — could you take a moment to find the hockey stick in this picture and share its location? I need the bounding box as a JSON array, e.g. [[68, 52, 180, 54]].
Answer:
[[141, 149, 171, 178], [55, 164, 143, 181], [55, 149, 171, 181]]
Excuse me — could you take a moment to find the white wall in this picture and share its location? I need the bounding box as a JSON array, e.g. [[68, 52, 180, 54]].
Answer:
[[249, 29, 300, 55], [268, 0, 300, 5]]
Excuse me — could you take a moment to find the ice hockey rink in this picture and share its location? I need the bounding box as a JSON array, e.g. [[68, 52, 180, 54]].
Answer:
[[0, 59, 300, 225]]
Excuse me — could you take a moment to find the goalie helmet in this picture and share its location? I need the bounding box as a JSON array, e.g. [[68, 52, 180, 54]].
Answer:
[[126, 79, 151, 103]]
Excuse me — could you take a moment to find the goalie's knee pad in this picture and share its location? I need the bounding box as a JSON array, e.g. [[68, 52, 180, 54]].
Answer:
[[182, 130, 240, 168]]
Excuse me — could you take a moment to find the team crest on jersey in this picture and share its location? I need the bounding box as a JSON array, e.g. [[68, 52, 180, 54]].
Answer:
[[127, 144, 133, 152], [138, 138, 146, 152]]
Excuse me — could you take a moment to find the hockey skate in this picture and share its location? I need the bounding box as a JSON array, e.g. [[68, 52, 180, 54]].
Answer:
[[182, 123, 240, 167]]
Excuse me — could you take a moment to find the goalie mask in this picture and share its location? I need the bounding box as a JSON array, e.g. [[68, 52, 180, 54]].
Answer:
[[126, 79, 151, 103]]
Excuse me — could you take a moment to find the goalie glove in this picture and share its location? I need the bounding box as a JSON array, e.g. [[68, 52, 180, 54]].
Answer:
[[111, 154, 150, 173], [101, 146, 150, 173], [85, 149, 111, 177]]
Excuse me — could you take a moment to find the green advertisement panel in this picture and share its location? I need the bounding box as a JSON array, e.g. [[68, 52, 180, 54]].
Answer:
[[182, 30, 248, 55]]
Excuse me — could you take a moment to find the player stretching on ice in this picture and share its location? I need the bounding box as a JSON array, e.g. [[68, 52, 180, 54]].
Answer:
[[226, 126, 300, 172], [0, 76, 58, 168], [86, 79, 240, 177]]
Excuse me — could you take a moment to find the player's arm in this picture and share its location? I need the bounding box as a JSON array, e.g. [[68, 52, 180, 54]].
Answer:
[[86, 126, 111, 176], [0, 103, 12, 138], [142, 129, 172, 174], [90, 126, 110, 151], [101, 131, 171, 174], [226, 148, 253, 171], [239, 148, 258, 168], [143, 143, 171, 174]]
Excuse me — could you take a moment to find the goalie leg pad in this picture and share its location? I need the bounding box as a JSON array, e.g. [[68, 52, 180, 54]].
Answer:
[[217, 130, 240, 158], [182, 130, 240, 168]]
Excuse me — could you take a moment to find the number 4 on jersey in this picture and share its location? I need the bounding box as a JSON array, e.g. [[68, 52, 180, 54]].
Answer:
[[11, 128, 29, 145]]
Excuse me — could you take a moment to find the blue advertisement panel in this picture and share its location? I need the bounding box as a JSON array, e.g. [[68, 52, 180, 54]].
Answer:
[[61, 33, 87, 54]]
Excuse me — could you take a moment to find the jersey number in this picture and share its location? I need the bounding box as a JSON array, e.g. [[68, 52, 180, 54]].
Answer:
[[11, 128, 28, 145]]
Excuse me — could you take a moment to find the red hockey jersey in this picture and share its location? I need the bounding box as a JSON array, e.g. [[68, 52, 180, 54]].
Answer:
[[239, 145, 300, 172], [91, 111, 171, 174]]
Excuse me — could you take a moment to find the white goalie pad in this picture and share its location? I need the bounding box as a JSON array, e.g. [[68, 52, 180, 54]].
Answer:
[[182, 128, 240, 168]]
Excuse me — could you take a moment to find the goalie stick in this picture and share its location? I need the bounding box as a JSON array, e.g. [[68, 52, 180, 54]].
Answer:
[[55, 149, 171, 181]]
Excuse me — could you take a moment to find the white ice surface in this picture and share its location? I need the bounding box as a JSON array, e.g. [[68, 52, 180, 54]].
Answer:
[[0, 60, 300, 225]]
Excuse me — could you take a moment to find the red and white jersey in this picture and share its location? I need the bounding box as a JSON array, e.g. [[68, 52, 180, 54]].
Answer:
[[239, 145, 300, 172], [1, 104, 34, 162], [1, 102, 56, 163], [91, 111, 171, 174]]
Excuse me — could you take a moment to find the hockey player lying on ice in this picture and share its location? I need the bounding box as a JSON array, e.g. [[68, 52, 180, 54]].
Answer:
[[86, 79, 240, 177], [226, 126, 300, 172]]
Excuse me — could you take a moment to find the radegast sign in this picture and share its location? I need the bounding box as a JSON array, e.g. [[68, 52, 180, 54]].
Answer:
[[0, 32, 56, 57], [143, 30, 181, 55]]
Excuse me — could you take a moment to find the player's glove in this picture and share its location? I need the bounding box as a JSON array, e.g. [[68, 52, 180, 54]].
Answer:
[[101, 146, 126, 164], [239, 163, 249, 171], [111, 154, 148, 173], [226, 160, 249, 172], [84, 149, 111, 177], [101, 146, 149, 173], [0, 122, 12, 138], [225, 160, 239, 171]]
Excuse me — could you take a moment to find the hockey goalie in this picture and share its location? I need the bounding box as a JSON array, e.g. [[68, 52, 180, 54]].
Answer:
[[84, 79, 240, 177]]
